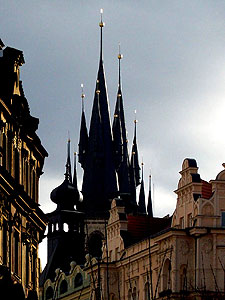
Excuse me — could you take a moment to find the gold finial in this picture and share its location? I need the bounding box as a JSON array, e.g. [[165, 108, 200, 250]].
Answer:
[[96, 80, 100, 94], [134, 110, 138, 123], [99, 8, 105, 28], [81, 83, 85, 99], [118, 43, 123, 60]]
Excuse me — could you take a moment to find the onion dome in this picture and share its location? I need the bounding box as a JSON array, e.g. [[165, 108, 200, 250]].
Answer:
[[50, 140, 80, 210]]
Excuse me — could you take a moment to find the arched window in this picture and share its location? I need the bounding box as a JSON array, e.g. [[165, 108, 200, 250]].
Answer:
[[74, 273, 83, 288], [128, 289, 132, 300], [132, 287, 137, 300], [144, 282, 150, 300], [59, 280, 68, 294], [162, 259, 171, 291], [14, 148, 20, 183], [110, 293, 115, 300], [45, 286, 53, 300], [64, 223, 69, 232], [88, 231, 103, 258], [180, 265, 187, 291]]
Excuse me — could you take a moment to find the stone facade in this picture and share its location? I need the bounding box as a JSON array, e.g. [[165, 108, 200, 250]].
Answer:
[[40, 158, 225, 300], [0, 41, 47, 299]]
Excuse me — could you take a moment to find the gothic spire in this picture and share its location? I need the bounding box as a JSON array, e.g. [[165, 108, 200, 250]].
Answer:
[[78, 84, 89, 168], [65, 138, 72, 183], [138, 162, 147, 214], [81, 13, 118, 212], [147, 173, 153, 217], [130, 113, 141, 187], [73, 151, 78, 189], [113, 46, 131, 197]]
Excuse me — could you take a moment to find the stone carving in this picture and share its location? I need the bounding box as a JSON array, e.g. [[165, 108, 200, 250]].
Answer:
[[179, 240, 190, 255], [202, 239, 213, 254]]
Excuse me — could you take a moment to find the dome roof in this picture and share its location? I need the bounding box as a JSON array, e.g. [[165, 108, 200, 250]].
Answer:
[[50, 178, 80, 211]]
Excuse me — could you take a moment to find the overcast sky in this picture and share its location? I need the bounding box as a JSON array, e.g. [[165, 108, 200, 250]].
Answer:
[[1, 0, 225, 267]]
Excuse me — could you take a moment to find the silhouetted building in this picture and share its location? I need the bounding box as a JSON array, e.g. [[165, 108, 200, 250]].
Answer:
[[40, 13, 152, 289], [0, 39, 47, 299]]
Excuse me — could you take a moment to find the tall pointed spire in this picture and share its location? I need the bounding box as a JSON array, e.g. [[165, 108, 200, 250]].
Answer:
[[113, 45, 131, 199], [65, 138, 72, 183], [78, 84, 89, 168], [73, 151, 78, 188], [147, 173, 153, 217], [131, 113, 141, 187], [138, 162, 147, 214]]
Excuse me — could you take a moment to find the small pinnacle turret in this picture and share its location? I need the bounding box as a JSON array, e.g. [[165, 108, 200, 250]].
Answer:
[[130, 114, 141, 185], [138, 162, 147, 214], [65, 138, 72, 183], [51, 140, 80, 211], [147, 173, 153, 217], [78, 84, 89, 168]]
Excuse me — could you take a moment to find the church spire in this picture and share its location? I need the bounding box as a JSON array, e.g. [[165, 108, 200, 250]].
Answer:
[[78, 84, 89, 168], [130, 112, 141, 187], [147, 173, 153, 217], [129, 113, 141, 208], [138, 162, 147, 214], [113, 46, 131, 198], [65, 138, 72, 183], [81, 13, 118, 212], [73, 151, 78, 188]]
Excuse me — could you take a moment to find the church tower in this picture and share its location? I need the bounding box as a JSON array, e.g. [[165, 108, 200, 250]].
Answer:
[[41, 12, 143, 278], [40, 140, 85, 283]]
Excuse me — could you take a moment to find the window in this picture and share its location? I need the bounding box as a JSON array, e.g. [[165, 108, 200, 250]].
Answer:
[[132, 287, 137, 300], [14, 148, 20, 183], [74, 273, 83, 288], [26, 245, 30, 286], [7, 134, 12, 173], [180, 217, 184, 229], [14, 230, 19, 275], [221, 212, 225, 227], [88, 232, 103, 258], [46, 286, 53, 300], [3, 218, 8, 265], [162, 259, 171, 291], [32, 248, 37, 289], [60, 280, 68, 294], [128, 289, 132, 300], [144, 282, 150, 300], [32, 169, 36, 201], [187, 213, 192, 227], [180, 265, 187, 291]]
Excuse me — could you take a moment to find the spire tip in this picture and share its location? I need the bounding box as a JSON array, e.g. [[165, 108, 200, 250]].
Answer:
[[99, 8, 105, 27]]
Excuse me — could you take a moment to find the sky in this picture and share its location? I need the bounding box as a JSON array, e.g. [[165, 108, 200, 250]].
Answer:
[[1, 0, 225, 268]]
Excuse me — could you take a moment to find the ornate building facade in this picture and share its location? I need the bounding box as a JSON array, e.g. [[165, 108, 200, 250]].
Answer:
[[0, 39, 47, 299], [40, 159, 225, 300]]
